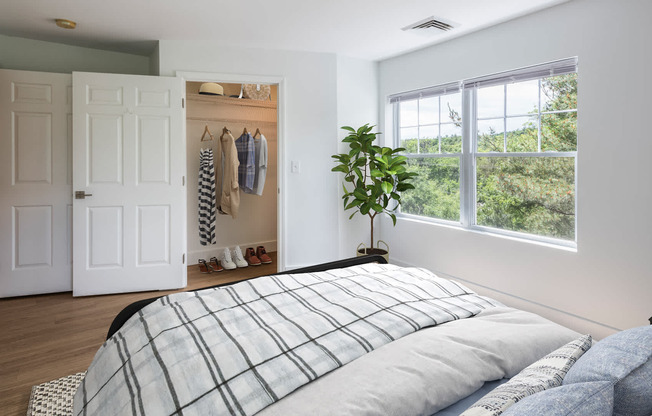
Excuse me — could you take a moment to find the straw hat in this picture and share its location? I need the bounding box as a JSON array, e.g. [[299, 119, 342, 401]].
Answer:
[[199, 83, 224, 96]]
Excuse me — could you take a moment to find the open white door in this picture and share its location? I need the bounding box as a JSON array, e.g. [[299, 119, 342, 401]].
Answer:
[[0, 69, 72, 297], [72, 72, 186, 296]]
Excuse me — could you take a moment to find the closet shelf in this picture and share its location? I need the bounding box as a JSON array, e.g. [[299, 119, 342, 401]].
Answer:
[[187, 93, 277, 109], [187, 117, 277, 126]]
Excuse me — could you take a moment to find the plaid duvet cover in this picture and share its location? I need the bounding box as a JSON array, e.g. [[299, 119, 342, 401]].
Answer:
[[74, 263, 501, 416]]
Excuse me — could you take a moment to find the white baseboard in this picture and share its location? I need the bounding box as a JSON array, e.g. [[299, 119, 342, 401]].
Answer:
[[189, 240, 277, 265]]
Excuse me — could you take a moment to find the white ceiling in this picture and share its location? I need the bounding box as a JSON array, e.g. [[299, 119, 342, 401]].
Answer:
[[0, 0, 569, 60]]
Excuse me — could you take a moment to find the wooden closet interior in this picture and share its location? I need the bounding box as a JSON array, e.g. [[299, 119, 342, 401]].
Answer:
[[185, 82, 278, 269]]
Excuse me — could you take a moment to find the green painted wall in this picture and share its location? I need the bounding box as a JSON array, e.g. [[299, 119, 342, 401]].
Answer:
[[0, 34, 151, 75]]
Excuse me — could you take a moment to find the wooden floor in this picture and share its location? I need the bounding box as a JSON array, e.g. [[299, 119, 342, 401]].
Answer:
[[0, 253, 277, 416]]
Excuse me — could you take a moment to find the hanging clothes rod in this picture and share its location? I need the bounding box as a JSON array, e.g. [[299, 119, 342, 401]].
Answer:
[[187, 117, 277, 126]]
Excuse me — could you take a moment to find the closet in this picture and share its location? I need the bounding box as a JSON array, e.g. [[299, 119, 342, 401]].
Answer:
[[185, 82, 278, 270]]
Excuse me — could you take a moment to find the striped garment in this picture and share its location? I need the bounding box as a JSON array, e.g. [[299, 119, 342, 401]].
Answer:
[[198, 148, 216, 245], [73, 264, 501, 416], [235, 132, 255, 193]]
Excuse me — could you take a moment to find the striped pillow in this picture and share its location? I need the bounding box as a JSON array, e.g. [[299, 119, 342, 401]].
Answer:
[[460, 334, 592, 416]]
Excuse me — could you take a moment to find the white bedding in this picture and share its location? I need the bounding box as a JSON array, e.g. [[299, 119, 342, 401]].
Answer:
[[258, 306, 580, 416], [75, 263, 579, 416], [74, 264, 502, 416]]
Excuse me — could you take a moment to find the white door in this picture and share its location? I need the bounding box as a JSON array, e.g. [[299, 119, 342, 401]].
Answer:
[[0, 69, 73, 297], [72, 72, 186, 296]]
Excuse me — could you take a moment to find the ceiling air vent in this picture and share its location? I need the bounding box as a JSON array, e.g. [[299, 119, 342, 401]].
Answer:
[[402, 16, 457, 34]]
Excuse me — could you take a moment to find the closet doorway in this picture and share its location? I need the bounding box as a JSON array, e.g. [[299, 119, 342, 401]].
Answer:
[[182, 73, 284, 273]]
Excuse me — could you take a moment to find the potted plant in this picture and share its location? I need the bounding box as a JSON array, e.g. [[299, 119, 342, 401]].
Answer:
[[331, 124, 417, 258]]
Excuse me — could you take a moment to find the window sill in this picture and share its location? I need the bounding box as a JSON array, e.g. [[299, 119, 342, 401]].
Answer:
[[395, 213, 578, 253]]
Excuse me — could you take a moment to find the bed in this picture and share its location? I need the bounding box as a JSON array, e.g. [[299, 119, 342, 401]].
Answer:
[[74, 255, 652, 416]]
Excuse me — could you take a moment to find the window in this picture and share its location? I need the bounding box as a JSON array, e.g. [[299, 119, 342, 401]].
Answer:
[[397, 83, 463, 222], [391, 58, 577, 245]]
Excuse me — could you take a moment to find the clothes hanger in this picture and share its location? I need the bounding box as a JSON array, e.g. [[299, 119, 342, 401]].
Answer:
[[242, 127, 248, 135], [220, 126, 230, 139], [253, 128, 261, 138], [201, 125, 214, 142]]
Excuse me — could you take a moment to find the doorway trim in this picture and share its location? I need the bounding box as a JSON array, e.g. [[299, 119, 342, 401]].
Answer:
[[176, 71, 286, 272]]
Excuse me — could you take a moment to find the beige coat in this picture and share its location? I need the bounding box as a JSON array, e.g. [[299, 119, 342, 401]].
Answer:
[[219, 132, 240, 218]]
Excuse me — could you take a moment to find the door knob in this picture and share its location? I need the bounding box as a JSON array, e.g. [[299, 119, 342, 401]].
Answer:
[[75, 191, 93, 199]]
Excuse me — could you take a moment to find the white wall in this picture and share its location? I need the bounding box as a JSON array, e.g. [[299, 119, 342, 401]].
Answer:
[[0, 34, 150, 75], [378, 0, 652, 339], [335, 56, 379, 258], [158, 42, 340, 269]]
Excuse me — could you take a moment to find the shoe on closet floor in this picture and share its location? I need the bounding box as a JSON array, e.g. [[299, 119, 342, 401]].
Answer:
[[256, 246, 272, 264], [245, 248, 261, 266], [219, 248, 237, 270], [209, 256, 223, 272], [198, 259, 213, 274], [231, 246, 249, 268]]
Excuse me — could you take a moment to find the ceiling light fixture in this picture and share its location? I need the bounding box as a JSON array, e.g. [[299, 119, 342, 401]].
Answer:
[[55, 19, 77, 29]]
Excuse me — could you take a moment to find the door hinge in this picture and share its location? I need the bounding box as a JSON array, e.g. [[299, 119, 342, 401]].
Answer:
[[182, 253, 185, 264], [182, 98, 185, 108]]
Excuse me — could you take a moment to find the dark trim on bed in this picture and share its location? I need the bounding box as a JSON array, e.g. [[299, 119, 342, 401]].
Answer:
[[106, 254, 388, 340]]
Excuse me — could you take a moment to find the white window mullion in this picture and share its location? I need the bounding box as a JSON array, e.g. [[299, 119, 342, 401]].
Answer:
[[503, 84, 508, 152], [537, 79, 542, 152], [393, 102, 400, 148], [438, 96, 442, 154], [478, 151, 576, 158], [419, 98, 424, 154], [460, 88, 476, 227], [574, 154, 578, 242]]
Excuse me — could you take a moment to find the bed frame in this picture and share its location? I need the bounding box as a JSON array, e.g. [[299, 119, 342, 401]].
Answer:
[[106, 254, 388, 340]]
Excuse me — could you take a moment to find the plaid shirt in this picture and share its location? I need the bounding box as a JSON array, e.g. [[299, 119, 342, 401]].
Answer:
[[235, 132, 255, 193]]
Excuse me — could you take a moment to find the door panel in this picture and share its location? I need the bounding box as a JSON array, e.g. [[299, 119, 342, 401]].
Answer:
[[0, 69, 72, 297], [88, 114, 124, 184], [14, 205, 53, 267], [137, 116, 170, 184], [72, 72, 186, 296], [137, 205, 170, 265], [13, 112, 53, 184], [88, 206, 123, 268]]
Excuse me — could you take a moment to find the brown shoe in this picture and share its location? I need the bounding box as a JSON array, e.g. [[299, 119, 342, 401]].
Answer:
[[209, 256, 223, 272], [245, 247, 261, 266], [256, 246, 272, 264], [198, 259, 212, 273]]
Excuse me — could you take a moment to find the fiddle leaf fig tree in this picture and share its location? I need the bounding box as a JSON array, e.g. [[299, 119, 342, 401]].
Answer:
[[331, 124, 417, 249]]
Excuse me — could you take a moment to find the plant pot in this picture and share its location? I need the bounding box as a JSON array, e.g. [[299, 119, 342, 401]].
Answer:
[[356, 240, 389, 263]]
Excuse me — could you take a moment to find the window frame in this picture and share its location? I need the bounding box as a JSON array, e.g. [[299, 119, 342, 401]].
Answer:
[[391, 58, 578, 248]]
